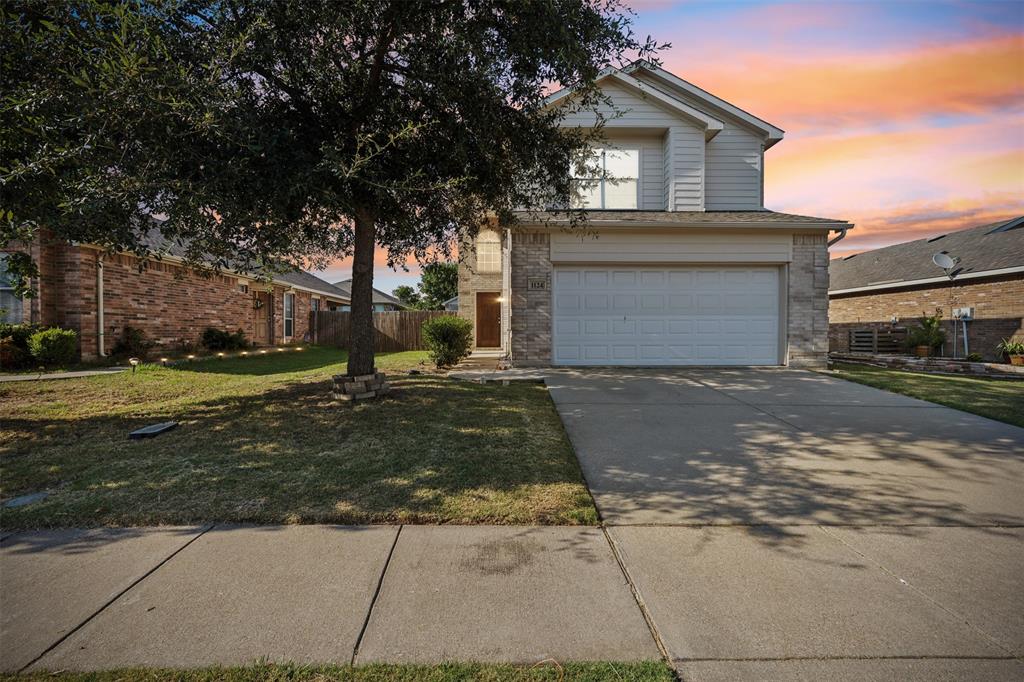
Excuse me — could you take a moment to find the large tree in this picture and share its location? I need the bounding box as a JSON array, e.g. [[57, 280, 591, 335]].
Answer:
[[1, 0, 662, 376], [417, 262, 459, 310]]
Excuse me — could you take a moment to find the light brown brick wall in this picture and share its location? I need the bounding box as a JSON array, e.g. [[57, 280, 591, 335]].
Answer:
[[509, 231, 552, 365], [829, 274, 1024, 361], [457, 227, 503, 348], [788, 233, 830, 369]]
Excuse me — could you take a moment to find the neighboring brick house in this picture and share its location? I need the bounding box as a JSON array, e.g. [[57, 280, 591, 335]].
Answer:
[[829, 216, 1024, 361], [459, 61, 850, 368], [1, 230, 349, 361]]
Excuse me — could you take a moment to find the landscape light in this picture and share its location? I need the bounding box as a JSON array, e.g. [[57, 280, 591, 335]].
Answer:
[[260, 349, 268, 354], [296, 347, 303, 351], [241, 351, 248, 356], [129, 357, 140, 374], [217, 352, 225, 358], [187, 354, 195, 360], [160, 357, 168, 366], [277, 347, 284, 352]]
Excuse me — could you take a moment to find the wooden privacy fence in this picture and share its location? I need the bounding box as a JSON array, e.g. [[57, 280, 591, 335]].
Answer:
[[310, 310, 450, 352], [848, 327, 907, 354]]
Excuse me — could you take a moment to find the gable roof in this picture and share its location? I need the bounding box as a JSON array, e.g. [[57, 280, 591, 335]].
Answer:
[[545, 60, 782, 147], [829, 216, 1024, 295], [331, 279, 406, 308]]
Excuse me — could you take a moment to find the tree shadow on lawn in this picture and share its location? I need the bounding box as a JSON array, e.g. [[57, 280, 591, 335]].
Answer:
[[1, 375, 595, 529]]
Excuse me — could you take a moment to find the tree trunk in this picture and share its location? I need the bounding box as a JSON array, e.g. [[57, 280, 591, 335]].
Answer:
[[347, 207, 377, 377]]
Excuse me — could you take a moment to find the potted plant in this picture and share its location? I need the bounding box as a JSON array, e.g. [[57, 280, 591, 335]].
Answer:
[[905, 310, 945, 358], [996, 338, 1024, 366]]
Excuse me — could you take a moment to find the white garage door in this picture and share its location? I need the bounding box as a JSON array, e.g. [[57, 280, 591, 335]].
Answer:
[[552, 266, 780, 366]]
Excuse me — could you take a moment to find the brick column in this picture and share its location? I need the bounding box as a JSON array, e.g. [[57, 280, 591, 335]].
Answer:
[[788, 233, 829, 369], [510, 231, 552, 365]]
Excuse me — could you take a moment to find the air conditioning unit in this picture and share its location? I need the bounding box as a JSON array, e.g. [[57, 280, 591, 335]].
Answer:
[[952, 307, 974, 320]]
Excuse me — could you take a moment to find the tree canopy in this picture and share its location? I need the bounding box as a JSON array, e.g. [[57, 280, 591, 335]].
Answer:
[[1, 0, 663, 374]]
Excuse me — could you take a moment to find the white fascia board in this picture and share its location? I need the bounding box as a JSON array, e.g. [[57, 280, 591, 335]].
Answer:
[[607, 71, 724, 137], [624, 62, 785, 147], [829, 265, 1024, 296], [544, 68, 725, 138]]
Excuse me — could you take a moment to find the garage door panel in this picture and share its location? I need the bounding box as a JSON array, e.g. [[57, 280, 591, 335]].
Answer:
[[553, 266, 780, 366]]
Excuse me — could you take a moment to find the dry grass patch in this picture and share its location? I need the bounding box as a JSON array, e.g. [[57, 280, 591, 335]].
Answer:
[[1, 348, 596, 528]]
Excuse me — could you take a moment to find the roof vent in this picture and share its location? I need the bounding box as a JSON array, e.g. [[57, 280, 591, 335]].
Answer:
[[926, 234, 946, 242]]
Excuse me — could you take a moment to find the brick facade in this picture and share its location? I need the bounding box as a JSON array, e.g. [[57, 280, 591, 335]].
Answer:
[[509, 231, 552, 365], [3, 238, 323, 361], [457, 226, 503, 348], [829, 274, 1024, 361], [787, 233, 830, 369]]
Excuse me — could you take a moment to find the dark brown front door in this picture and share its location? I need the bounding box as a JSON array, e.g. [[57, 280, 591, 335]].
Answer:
[[476, 292, 501, 348], [254, 291, 271, 344]]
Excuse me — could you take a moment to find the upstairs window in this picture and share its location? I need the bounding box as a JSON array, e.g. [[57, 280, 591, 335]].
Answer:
[[571, 148, 639, 209], [476, 232, 501, 273]]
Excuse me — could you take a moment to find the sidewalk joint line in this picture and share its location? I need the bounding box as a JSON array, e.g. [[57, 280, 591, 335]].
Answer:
[[18, 523, 215, 673], [816, 525, 1018, 659], [351, 524, 402, 665], [601, 526, 672, 664], [686, 376, 807, 433]]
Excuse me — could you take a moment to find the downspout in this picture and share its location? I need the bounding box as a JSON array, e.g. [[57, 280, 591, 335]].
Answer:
[[96, 253, 106, 357], [827, 228, 848, 247]]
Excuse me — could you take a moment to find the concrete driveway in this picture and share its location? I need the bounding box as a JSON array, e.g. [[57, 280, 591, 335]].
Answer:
[[547, 368, 1024, 679]]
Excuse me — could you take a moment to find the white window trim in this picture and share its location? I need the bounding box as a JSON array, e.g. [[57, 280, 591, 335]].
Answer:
[[477, 232, 502, 273], [283, 292, 295, 339], [0, 253, 24, 324], [571, 148, 640, 210]]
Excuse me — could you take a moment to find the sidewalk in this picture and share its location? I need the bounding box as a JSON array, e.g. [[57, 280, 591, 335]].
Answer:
[[0, 367, 127, 382], [3, 523, 1022, 679], [0, 525, 657, 673]]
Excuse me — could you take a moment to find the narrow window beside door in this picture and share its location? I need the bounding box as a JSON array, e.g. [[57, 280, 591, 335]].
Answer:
[[283, 293, 295, 338]]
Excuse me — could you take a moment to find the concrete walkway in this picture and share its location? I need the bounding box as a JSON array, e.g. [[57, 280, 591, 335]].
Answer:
[[0, 367, 127, 382], [3, 521, 1022, 678]]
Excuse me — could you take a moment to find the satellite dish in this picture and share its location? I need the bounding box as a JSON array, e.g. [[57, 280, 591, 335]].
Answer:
[[933, 252, 961, 280]]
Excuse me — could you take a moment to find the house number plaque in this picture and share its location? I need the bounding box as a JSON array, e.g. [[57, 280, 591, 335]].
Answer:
[[528, 277, 549, 291]]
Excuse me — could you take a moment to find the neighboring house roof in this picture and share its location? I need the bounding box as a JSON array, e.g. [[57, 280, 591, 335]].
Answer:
[[829, 216, 1024, 295], [513, 209, 850, 229], [331, 279, 407, 309], [443, 296, 459, 310], [136, 225, 349, 301], [544, 59, 783, 148]]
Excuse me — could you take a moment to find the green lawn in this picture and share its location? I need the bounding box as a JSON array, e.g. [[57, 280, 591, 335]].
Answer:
[[0, 347, 596, 529], [3, 662, 674, 682], [832, 362, 1024, 428]]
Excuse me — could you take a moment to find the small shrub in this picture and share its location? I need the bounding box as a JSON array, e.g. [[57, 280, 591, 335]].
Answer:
[[905, 310, 946, 350], [201, 327, 249, 351], [27, 327, 78, 367], [0, 323, 38, 369], [422, 315, 473, 367], [111, 326, 154, 359], [966, 352, 983, 362]]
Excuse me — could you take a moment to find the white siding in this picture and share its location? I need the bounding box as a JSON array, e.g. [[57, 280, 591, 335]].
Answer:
[[705, 125, 763, 210], [560, 80, 684, 129], [549, 230, 792, 263], [663, 126, 704, 211]]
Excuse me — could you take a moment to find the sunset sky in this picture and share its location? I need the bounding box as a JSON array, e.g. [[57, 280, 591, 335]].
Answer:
[[319, 0, 1024, 295]]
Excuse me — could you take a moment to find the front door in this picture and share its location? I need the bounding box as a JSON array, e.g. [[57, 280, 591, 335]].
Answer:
[[254, 291, 271, 344], [476, 292, 501, 348]]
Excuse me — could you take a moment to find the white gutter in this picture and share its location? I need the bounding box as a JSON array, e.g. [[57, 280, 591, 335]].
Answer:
[[96, 253, 106, 357], [830, 265, 1024, 296], [518, 220, 851, 231]]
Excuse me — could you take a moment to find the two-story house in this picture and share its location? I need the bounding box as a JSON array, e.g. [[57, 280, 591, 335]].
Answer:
[[458, 61, 852, 368]]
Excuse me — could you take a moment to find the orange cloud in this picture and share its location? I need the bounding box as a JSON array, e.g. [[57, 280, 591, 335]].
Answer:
[[668, 34, 1024, 129]]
